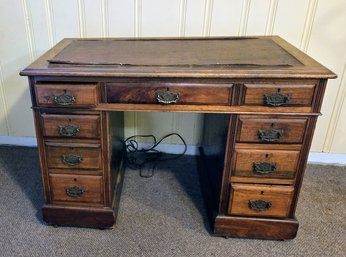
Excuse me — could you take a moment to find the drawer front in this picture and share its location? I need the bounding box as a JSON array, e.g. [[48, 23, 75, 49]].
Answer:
[[228, 184, 294, 218], [237, 115, 308, 144], [106, 83, 231, 105], [49, 174, 103, 204], [45, 142, 101, 169], [41, 114, 100, 139], [241, 83, 315, 107], [233, 148, 300, 179], [35, 84, 98, 107]]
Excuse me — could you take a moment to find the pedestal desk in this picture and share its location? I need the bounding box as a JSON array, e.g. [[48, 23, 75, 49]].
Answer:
[[20, 36, 336, 240]]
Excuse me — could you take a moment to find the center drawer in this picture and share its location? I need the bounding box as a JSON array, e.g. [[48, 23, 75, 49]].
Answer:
[[45, 142, 101, 169], [105, 83, 232, 105]]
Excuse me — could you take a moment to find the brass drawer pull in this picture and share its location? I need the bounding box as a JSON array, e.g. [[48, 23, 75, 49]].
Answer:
[[65, 186, 85, 197], [257, 129, 283, 143], [53, 90, 76, 105], [58, 124, 80, 137], [264, 93, 289, 106], [62, 155, 83, 166], [156, 90, 179, 104], [253, 162, 277, 174], [248, 200, 272, 211]]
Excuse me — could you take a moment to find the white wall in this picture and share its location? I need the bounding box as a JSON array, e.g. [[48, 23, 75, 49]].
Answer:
[[0, 0, 345, 152]]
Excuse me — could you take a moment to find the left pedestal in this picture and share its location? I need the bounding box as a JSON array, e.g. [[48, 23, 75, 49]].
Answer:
[[31, 82, 124, 228]]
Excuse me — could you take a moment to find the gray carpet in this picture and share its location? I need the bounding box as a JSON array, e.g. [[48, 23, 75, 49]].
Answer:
[[0, 146, 345, 257]]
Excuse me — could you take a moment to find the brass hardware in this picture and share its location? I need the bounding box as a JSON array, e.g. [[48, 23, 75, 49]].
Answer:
[[264, 93, 289, 106], [248, 200, 272, 211], [58, 124, 80, 137], [53, 90, 76, 105], [257, 129, 283, 143], [253, 162, 277, 174], [61, 155, 83, 166], [156, 90, 179, 104], [65, 186, 85, 197]]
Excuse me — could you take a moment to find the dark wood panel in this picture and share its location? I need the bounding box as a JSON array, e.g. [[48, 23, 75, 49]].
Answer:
[[200, 114, 232, 217], [228, 183, 294, 218], [45, 142, 101, 169], [41, 113, 100, 138], [237, 115, 308, 144], [106, 83, 231, 105], [49, 174, 103, 204]]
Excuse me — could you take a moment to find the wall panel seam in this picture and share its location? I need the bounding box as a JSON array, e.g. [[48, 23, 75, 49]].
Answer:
[[238, 0, 251, 36], [265, 0, 278, 35], [134, 0, 142, 133], [0, 63, 10, 135], [101, 0, 109, 37], [44, 0, 55, 46], [202, 0, 214, 36], [21, 0, 36, 60], [323, 63, 346, 152], [77, 0, 86, 38], [178, 0, 187, 37], [300, 0, 319, 52], [134, 0, 142, 37]]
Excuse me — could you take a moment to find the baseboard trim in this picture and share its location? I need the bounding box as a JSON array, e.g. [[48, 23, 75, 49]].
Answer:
[[0, 136, 37, 147], [1, 136, 346, 164], [307, 152, 346, 166]]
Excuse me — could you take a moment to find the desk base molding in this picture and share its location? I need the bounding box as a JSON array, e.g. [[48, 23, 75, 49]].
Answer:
[[214, 215, 299, 240], [42, 205, 115, 228]]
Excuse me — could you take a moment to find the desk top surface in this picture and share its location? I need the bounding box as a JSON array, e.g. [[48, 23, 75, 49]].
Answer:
[[20, 36, 336, 79]]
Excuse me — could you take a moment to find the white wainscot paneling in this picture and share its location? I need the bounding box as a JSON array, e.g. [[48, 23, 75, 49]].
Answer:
[[329, 64, 346, 153], [245, 0, 271, 35], [307, 0, 346, 152], [81, 0, 103, 37], [0, 0, 35, 137], [51, 0, 79, 42], [210, 0, 242, 36], [184, 0, 206, 36], [28, 0, 51, 55], [141, 0, 180, 37], [108, 0, 135, 37], [0, 63, 9, 135], [273, 0, 310, 47]]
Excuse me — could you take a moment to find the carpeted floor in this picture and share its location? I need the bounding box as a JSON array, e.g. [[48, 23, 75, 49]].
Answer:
[[0, 146, 345, 257]]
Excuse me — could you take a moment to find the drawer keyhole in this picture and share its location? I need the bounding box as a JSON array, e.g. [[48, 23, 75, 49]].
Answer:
[[260, 191, 264, 195], [74, 178, 77, 182]]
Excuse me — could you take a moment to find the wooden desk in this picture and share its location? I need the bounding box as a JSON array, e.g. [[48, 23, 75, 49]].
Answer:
[[20, 36, 336, 240]]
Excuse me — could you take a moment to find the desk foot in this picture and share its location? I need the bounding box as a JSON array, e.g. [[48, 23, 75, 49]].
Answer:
[[214, 215, 299, 240], [42, 205, 115, 229]]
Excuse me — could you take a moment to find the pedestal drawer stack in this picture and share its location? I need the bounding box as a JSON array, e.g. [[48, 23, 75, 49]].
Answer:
[[32, 82, 116, 227], [223, 81, 319, 238]]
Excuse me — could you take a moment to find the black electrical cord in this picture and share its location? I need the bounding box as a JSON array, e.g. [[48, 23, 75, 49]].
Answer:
[[124, 133, 187, 178]]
